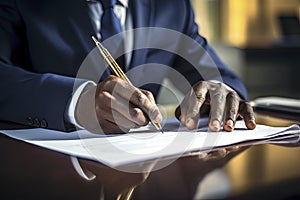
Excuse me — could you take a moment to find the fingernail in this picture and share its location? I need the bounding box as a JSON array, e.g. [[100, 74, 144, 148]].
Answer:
[[186, 118, 193, 127], [211, 120, 220, 131], [248, 119, 256, 129], [225, 120, 234, 131]]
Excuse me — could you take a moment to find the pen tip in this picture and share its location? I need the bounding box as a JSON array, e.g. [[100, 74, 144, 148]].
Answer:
[[156, 124, 164, 134]]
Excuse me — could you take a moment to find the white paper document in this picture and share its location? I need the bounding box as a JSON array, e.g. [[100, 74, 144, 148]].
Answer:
[[0, 119, 299, 168]]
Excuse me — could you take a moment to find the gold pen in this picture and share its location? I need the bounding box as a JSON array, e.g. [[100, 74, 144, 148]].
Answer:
[[92, 36, 164, 133]]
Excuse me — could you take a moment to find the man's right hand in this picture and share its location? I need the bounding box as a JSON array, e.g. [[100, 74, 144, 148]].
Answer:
[[75, 75, 162, 134]]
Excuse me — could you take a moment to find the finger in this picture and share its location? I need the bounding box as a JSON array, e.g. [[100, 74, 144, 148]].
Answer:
[[141, 89, 164, 121], [226, 146, 240, 152], [141, 89, 156, 104], [185, 83, 208, 129], [209, 90, 227, 132], [110, 109, 140, 130], [177, 95, 189, 125], [95, 118, 128, 134], [95, 92, 141, 131], [129, 89, 162, 124], [204, 148, 227, 161], [109, 93, 149, 126], [98, 75, 122, 93], [94, 117, 127, 134], [223, 91, 240, 132], [101, 75, 139, 101], [239, 101, 256, 130], [103, 76, 162, 124], [95, 91, 115, 120]]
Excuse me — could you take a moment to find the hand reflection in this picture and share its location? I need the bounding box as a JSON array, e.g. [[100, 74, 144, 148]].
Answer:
[[77, 146, 246, 200], [134, 146, 247, 200], [79, 159, 155, 200]]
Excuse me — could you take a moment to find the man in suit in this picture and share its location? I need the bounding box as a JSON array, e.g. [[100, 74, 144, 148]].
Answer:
[[0, 0, 256, 134]]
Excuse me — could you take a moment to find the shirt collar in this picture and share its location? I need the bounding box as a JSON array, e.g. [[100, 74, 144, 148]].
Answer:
[[86, 0, 128, 8]]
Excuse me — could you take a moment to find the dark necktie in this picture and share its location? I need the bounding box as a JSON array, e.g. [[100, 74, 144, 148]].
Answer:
[[100, 0, 126, 70]]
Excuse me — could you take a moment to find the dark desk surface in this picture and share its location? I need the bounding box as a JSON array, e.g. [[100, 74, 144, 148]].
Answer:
[[0, 119, 300, 200], [0, 133, 100, 200], [223, 115, 300, 200], [224, 144, 300, 200]]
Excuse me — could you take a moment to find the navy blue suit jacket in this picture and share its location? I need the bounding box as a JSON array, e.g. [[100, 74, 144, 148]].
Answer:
[[0, 0, 247, 131]]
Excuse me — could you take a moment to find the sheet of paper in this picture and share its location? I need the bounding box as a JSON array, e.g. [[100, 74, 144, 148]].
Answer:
[[0, 119, 299, 168]]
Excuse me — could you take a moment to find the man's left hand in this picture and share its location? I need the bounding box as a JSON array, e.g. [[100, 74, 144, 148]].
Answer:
[[175, 81, 256, 131]]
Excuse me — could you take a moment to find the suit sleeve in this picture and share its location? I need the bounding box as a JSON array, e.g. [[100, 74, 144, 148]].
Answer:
[[170, 0, 248, 100], [0, 0, 85, 131]]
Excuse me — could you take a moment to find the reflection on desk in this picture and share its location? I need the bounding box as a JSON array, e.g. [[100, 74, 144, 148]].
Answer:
[[0, 121, 300, 200], [224, 144, 300, 200], [223, 115, 300, 200]]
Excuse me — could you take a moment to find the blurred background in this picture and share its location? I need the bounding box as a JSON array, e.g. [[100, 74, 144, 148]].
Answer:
[[192, 0, 300, 100]]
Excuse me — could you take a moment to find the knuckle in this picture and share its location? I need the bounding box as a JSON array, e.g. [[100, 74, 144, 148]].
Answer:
[[244, 101, 253, 107], [227, 109, 237, 119], [214, 82, 223, 88], [194, 81, 205, 89], [209, 81, 222, 89], [192, 84, 208, 103], [190, 108, 199, 117], [131, 108, 148, 126], [134, 91, 147, 106], [239, 101, 253, 111], [131, 108, 143, 120], [143, 90, 152, 97], [97, 91, 110, 100], [187, 105, 200, 117], [218, 82, 225, 88], [107, 75, 118, 81], [211, 92, 225, 102], [227, 91, 238, 99], [103, 75, 119, 87], [239, 102, 255, 120], [193, 81, 206, 92], [243, 112, 254, 121], [195, 94, 206, 103]]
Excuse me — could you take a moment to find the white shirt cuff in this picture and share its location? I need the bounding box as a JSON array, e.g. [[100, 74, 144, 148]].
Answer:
[[70, 156, 96, 181], [66, 81, 96, 129]]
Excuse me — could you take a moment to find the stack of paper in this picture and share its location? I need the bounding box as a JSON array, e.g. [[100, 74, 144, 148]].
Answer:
[[0, 119, 299, 169]]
